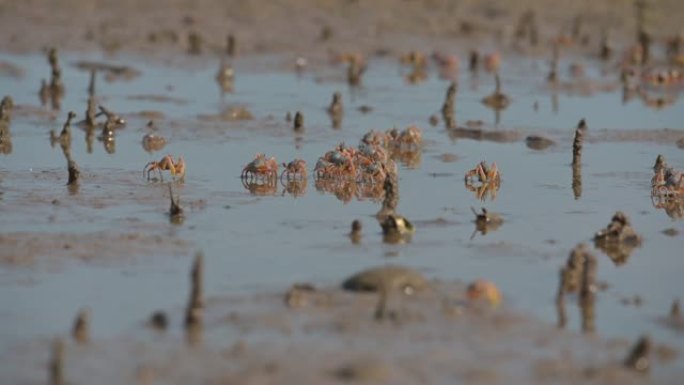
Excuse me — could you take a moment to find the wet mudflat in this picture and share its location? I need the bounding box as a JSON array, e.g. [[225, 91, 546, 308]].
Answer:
[[1, 38, 683, 383]]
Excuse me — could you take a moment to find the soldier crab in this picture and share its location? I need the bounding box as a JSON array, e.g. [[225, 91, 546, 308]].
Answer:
[[280, 159, 308, 181], [465, 161, 501, 186], [241, 153, 278, 182], [144, 155, 185, 181]]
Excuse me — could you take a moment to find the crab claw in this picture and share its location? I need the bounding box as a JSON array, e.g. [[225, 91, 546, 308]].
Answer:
[[174, 156, 185, 178]]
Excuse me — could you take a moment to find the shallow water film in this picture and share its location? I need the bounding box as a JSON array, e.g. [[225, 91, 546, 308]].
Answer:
[[1, 0, 684, 383]]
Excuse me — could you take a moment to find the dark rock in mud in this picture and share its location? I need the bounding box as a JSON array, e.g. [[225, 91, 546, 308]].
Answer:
[[447, 127, 521, 143], [332, 361, 391, 382], [142, 132, 167, 153], [525, 135, 555, 150], [677, 138, 684, 149], [342, 266, 428, 294], [73, 61, 140, 81], [72, 309, 90, 344], [624, 335, 651, 372], [148, 311, 169, 331], [198, 106, 253, 122]]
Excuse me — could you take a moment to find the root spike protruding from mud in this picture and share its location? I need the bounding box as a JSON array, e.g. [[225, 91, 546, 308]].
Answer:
[[49, 338, 65, 385], [185, 252, 204, 330], [72, 309, 90, 344]]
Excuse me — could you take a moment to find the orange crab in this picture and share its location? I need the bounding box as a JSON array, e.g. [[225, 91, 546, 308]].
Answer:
[[280, 159, 308, 181], [144, 155, 185, 181], [465, 161, 501, 186], [241, 153, 278, 181]]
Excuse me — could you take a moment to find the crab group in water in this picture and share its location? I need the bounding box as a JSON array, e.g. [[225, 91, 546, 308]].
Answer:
[[144, 155, 185, 181], [314, 142, 395, 186], [241, 153, 279, 182], [314, 144, 358, 181]]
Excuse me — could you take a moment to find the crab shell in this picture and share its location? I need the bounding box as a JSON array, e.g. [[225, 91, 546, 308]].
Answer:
[[281, 159, 308, 179], [243, 153, 278, 178]]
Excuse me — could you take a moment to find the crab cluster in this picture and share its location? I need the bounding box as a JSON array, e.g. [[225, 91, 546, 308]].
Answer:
[[361, 126, 423, 168], [314, 142, 392, 185], [314, 126, 422, 183], [464, 161, 501, 201]]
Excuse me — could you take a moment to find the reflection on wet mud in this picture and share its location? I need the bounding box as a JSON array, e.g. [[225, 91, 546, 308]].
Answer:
[[651, 195, 683, 219], [525, 135, 555, 151], [41, 48, 65, 110], [389, 148, 421, 169], [142, 131, 167, 153], [446, 126, 520, 144], [556, 244, 598, 333], [184, 253, 204, 347], [216, 58, 234, 96], [623, 335, 651, 372], [281, 179, 307, 198], [314, 178, 384, 204], [470, 207, 503, 239], [48, 338, 64, 385], [481, 73, 510, 114], [72, 309, 90, 345], [168, 184, 184, 225], [349, 219, 362, 245], [242, 178, 278, 196], [327, 91, 343, 129], [593, 211, 642, 265], [441, 81, 457, 129], [0, 134, 11, 155]]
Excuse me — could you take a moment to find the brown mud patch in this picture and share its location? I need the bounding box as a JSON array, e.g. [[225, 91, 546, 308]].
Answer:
[[0, 232, 189, 266], [1, 0, 683, 62], [1, 279, 676, 385]]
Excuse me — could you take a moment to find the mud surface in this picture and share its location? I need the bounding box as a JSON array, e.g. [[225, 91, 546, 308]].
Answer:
[[1, 0, 684, 383], [1, 280, 677, 385]]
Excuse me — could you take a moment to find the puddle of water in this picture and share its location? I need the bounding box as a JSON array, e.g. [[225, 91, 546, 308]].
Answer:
[[0, 52, 683, 367]]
